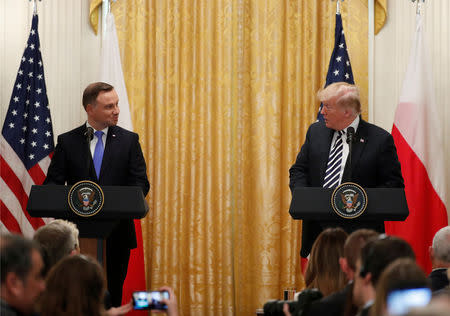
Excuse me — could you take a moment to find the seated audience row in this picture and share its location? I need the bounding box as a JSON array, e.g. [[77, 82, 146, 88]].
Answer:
[[1, 219, 180, 316], [278, 225, 450, 316]]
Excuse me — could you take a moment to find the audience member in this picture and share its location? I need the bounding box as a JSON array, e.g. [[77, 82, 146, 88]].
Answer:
[[371, 258, 429, 316], [0, 233, 45, 316], [33, 219, 80, 275], [39, 255, 105, 316], [307, 229, 379, 316], [303, 227, 348, 296], [33, 220, 131, 315], [281, 228, 348, 316], [352, 235, 415, 316], [428, 226, 450, 292]]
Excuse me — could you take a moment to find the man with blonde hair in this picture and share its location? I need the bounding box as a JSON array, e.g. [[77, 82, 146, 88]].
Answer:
[[289, 82, 404, 258]]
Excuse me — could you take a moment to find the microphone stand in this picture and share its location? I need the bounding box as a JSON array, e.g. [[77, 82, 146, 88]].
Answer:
[[84, 127, 94, 180], [346, 127, 355, 182]]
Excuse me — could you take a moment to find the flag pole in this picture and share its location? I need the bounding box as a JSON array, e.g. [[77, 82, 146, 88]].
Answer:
[[29, 0, 41, 14], [102, 0, 109, 39], [333, 0, 343, 15]]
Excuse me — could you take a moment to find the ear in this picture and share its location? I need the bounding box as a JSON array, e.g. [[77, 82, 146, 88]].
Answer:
[[363, 272, 372, 285], [339, 257, 355, 281], [429, 246, 434, 260], [70, 247, 80, 256], [85, 103, 94, 114], [339, 257, 348, 272], [5, 272, 24, 297]]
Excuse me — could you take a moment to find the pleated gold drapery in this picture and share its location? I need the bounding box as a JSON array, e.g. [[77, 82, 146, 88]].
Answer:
[[89, 1, 385, 315]]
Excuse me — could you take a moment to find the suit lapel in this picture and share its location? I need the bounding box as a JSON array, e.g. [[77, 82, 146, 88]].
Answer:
[[319, 126, 335, 184], [347, 120, 368, 177], [99, 126, 118, 180]]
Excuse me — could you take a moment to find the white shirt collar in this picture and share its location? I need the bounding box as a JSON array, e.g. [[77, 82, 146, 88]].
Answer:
[[86, 122, 109, 136], [343, 115, 360, 134]]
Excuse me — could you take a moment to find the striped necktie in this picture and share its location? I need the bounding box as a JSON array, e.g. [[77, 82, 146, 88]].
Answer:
[[323, 130, 344, 189]]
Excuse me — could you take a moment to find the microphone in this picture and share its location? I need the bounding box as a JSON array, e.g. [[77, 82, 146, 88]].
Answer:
[[84, 127, 94, 143], [346, 126, 355, 144]]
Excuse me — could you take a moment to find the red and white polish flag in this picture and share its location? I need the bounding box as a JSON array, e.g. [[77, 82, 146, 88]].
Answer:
[[386, 14, 448, 272]]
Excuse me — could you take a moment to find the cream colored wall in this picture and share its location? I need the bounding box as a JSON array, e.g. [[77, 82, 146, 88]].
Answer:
[[1, 0, 449, 213], [0, 0, 101, 139], [373, 0, 450, 214]]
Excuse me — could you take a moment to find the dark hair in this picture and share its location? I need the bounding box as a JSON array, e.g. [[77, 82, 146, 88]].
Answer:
[[82, 82, 114, 109], [305, 227, 348, 296], [371, 258, 429, 316], [359, 235, 415, 286], [344, 229, 379, 271], [39, 255, 106, 316], [0, 233, 41, 283]]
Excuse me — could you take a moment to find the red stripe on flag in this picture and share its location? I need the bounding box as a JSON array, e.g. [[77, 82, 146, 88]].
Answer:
[[386, 126, 448, 273], [0, 200, 23, 234], [28, 162, 47, 185], [122, 219, 147, 311], [0, 156, 45, 230]]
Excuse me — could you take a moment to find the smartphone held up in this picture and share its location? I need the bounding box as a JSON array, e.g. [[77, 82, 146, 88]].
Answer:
[[132, 291, 170, 310]]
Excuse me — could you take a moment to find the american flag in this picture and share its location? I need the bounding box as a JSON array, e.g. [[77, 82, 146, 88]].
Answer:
[[317, 13, 355, 121], [0, 14, 54, 237]]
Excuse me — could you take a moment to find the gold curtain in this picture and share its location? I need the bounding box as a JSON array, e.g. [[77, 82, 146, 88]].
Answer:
[[89, 0, 377, 315]]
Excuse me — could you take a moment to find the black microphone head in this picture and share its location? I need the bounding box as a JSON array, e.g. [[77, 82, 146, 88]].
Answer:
[[347, 126, 355, 134], [346, 126, 355, 143], [84, 126, 94, 141]]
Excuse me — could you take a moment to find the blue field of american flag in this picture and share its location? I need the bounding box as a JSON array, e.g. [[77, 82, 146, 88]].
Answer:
[[317, 13, 355, 121]]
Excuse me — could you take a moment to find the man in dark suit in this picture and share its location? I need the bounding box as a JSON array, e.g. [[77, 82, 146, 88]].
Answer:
[[428, 226, 450, 292], [44, 82, 150, 306], [352, 236, 415, 316], [289, 82, 404, 258]]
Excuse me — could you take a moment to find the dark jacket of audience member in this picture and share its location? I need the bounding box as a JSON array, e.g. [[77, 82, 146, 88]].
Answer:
[[428, 226, 450, 292]]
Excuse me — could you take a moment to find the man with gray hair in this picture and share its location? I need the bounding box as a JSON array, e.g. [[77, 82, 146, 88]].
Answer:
[[289, 82, 404, 258], [429, 225, 450, 291], [33, 219, 80, 275]]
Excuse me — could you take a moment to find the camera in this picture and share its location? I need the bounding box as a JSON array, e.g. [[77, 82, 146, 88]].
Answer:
[[132, 290, 170, 310], [263, 289, 323, 316], [386, 288, 431, 315]]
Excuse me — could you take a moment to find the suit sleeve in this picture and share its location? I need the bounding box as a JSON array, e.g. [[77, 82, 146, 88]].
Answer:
[[43, 135, 67, 185], [127, 134, 150, 197], [289, 126, 312, 192], [377, 133, 404, 188]]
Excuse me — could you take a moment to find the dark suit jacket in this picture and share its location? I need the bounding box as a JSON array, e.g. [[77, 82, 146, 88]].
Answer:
[[307, 283, 357, 316], [44, 124, 150, 249], [428, 268, 449, 292], [289, 119, 404, 257]]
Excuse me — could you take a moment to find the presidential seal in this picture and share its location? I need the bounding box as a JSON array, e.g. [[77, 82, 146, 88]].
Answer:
[[331, 182, 368, 219], [68, 180, 104, 217]]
